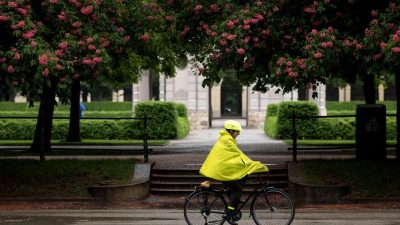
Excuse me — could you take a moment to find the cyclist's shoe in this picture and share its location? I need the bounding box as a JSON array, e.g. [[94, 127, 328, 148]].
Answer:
[[224, 216, 238, 225], [224, 210, 238, 225]]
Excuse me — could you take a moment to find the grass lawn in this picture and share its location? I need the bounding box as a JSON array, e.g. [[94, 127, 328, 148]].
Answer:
[[299, 159, 400, 199], [0, 159, 135, 198]]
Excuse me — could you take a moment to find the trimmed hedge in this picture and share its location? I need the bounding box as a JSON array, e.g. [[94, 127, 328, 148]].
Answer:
[[276, 101, 319, 139], [0, 101, 190, 140], [134, 101, 190, 139], [265, 101, 397, 140]]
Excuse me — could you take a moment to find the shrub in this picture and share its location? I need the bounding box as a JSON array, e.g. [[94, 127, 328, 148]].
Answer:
[[135, 101, 190, 139], [276, 101, 319, 139], [266, 104, 279, 117]]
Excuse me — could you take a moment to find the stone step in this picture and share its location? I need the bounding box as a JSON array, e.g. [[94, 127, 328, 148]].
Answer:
[[150, 163, 289, 195]]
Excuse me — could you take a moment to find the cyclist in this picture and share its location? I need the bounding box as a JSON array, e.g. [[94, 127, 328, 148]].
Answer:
[[199, 120, 269, 225]]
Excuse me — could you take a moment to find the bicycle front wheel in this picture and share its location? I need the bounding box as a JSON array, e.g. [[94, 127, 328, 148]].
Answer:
[[251, 188, 295, 225], [184, 189, 226, 225]]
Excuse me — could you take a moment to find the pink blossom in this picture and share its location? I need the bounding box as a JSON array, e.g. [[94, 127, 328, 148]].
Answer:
[[209, 3, 219, 13], [39, 54, 48, 65], [14, 53, 20, 60], [356, 43, 363, 50], [23, 30, 35, 39], [219, 38, 228, 46], [311, 29, 318, 36], [380, 42, 387, 49], [16, 8, 28, 17], [304, 7, 315, 14], [393, 34, 399, 42], [236, 48, 245, 56], [320, 32, 326, 38], [59, 76, 66, 82], [72, 73, 80, 80], [373, 53, 381, 61], [7, 65, 14, 73], [140, 34, 150, 43], [284, 67, 293, 73], [253, 37, 259, 43], [124, 35, 131, 42], [0, 58, 6, 63], [227, 21, 234, 29], [226, 34, 236, 41], [289, 71, 298, 78], [49, 0, 59, 4], [86, 37, 94, 43], [320, 42, 327, 48], [326, 41, 333, 48], [0, 15, 10, 21], [194, 4, 202, 14], [30, 41, 37, 47], [59, 41, 68, 49], [343, 39, 352, 48], [58, 12, 66, 21], [389, 2, 397, 11], [262, 29, 270, 37], [93, 57, 103, 63], [327, 26, 334, 34], [80, 6, 93, 15], [88, 45, 96, 50], [83, 58, 93, 65], [56, 64, 63, 70], [276, 57, 286, 66], [55, 50, 63, 57], [391, 47, 400, 53], [95, 49, 101, 55], [165, 15, 174, 21], [11, 21, 25, 30], [8, 2, 18, 8], [286, 61, 293, 66], [72, 22, 82, 28], [371, 10, 378, 17], [117, 27, 124, 32], [42, 68, 49, 77], [242, 24, 250, 30], [225, 48, 232, 54], [314, 52, 322, 59], [101, 41, 109, 47]]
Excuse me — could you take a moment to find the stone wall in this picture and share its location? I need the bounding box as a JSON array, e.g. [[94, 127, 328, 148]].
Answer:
[[188, 111, 209, 130], [247, 111, 266, 129]]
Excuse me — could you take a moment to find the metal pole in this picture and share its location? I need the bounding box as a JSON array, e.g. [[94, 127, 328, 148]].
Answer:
[[143, 115, 149, 163], [292, 111, 297, 162]]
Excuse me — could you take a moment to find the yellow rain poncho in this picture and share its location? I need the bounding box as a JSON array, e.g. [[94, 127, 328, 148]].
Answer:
[[199, 130, 268, 181]]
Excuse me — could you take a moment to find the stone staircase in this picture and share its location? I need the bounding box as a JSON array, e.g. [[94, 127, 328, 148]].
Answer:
[[150, 164, 289, 194]]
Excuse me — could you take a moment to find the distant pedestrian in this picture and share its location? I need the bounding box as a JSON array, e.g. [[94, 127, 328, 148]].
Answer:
[[79, 102, 87, 118]]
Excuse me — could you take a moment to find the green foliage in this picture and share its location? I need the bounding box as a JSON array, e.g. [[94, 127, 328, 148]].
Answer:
[[0, 119, 141, 140], [177, 116, 190, 139], [264, 116, 277, 139], [276, 101, 319, 139], [175, 103, 188, 117], [135, 101, 190, 139], [266, 104, 279, 117]]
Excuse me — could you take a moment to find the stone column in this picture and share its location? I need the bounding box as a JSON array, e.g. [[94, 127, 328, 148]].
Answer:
[[378, 84, 384, 101], [311, 83, 327, 116], [132, 70, 151, 111], [14, 93, 27, 102]]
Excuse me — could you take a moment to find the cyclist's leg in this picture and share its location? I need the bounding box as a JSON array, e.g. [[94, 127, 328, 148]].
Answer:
[[222, 180, 243, 224]]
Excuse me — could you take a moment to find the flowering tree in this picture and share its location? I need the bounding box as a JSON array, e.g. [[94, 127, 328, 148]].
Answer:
[[0, 0, 181, 154], [162, 0, 399, 158]]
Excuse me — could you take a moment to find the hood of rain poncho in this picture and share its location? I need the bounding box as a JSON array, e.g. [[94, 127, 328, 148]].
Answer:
[[199, 130, 269, 181]]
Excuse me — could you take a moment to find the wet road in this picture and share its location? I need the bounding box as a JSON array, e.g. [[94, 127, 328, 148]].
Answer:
[[1, 209, 400, 225]]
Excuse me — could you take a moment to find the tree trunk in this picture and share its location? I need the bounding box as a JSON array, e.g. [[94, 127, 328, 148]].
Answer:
[[396, 70, 400, 161], [67, 78, 81, 142], [30, 80, 57, 160], [363, 72, 376, 104]]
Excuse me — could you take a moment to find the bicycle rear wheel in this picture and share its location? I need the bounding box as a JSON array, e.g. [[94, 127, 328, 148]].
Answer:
[[184, 189, 226, 225], [251, 188, 295, 225]]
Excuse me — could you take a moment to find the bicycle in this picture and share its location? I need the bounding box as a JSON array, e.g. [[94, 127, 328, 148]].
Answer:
[[183, 172, 295, 225]]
